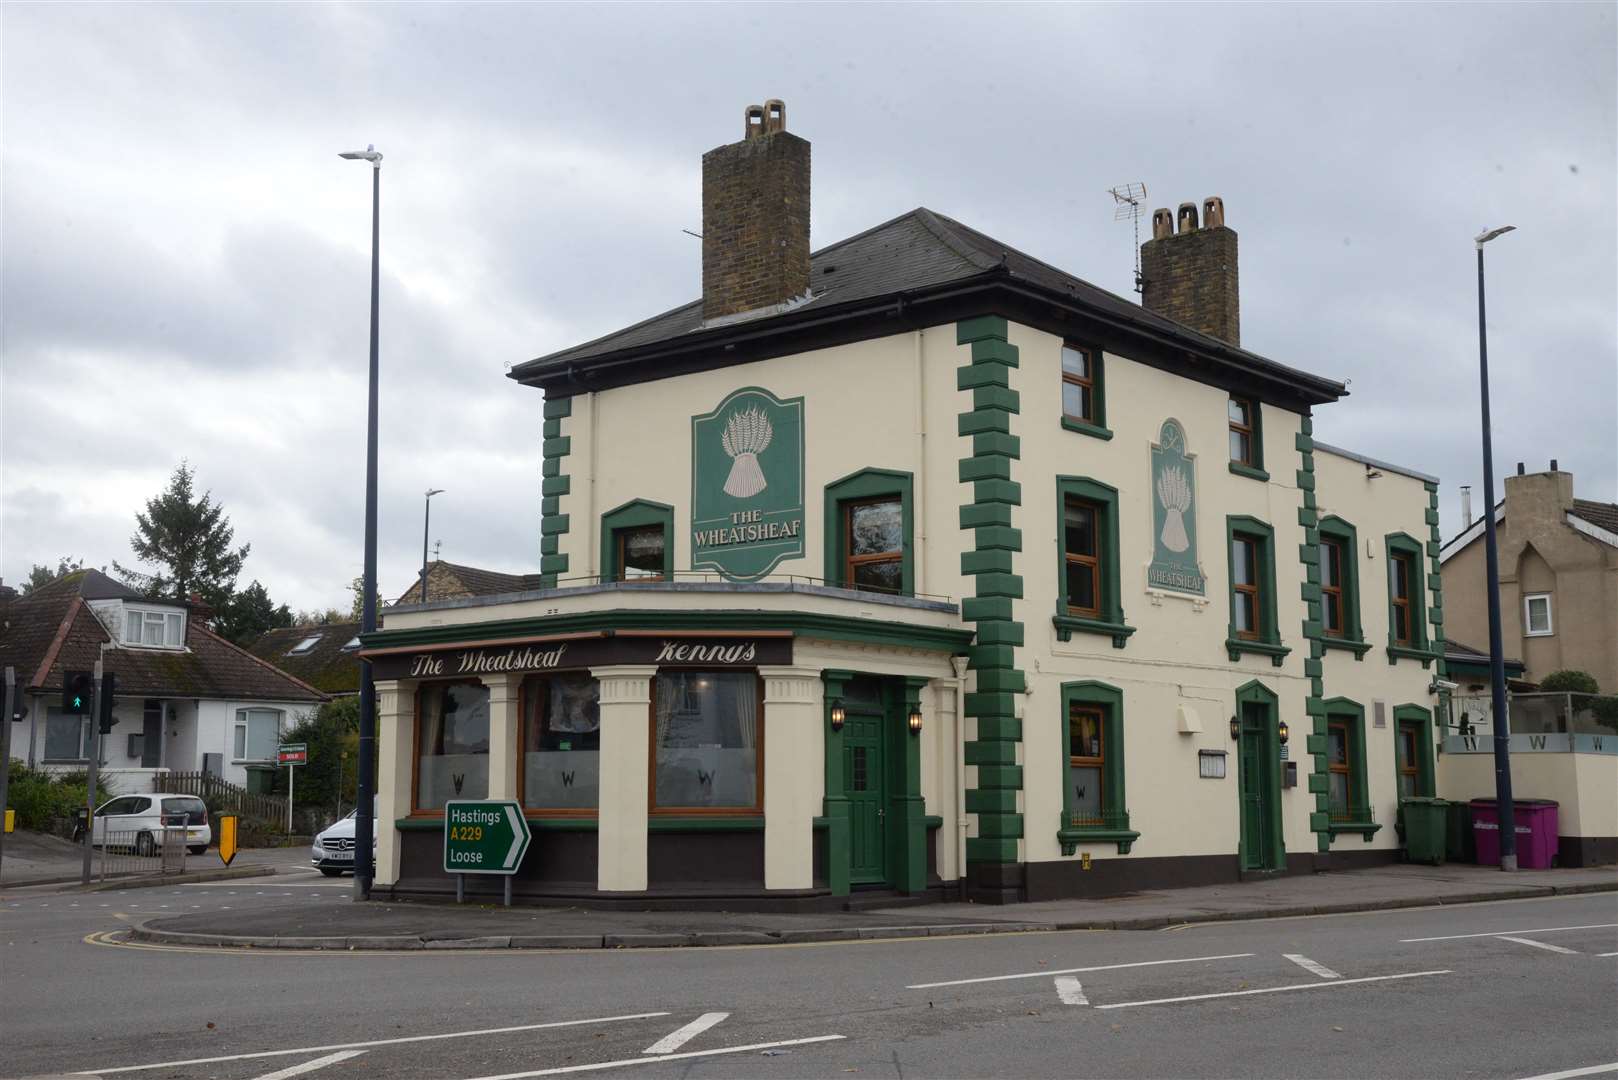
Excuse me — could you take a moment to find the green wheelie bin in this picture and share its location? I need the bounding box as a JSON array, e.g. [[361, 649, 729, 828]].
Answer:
[[1400, 796, 1448, 865]]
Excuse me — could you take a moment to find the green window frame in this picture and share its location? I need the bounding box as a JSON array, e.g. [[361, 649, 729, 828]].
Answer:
[[1060, 341, 1112, 440], [1316, 698, 1379, 838], [1053, 476, 1135, 647], [1056, 680, 1137, 855], [1227, 395, 1269, 481], [823, 468, 914, 596], [1392, 704, 1436, 799], [1383, 532, 1435, 666], [599, 499, 674, 582], [1225, 515, 1289, 665], [1317, 515, 1370, 658]]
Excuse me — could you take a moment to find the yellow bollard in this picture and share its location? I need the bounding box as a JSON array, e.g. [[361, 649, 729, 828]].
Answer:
[[217, 814, 238, 866]]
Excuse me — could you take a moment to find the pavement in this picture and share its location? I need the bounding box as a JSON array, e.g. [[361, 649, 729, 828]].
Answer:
[[0, 830, 312, 888], [127, 861, 1617, 950]]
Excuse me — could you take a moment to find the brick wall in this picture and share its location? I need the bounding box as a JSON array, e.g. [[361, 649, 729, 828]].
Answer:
[[1141, 217, 1240, 347], [701, 130, 811, 321]]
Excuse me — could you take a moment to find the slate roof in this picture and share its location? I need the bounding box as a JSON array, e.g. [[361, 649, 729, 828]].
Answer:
[[511, 207, 1347, 405], [247, 622, 363, 697], [0, 582, 324, 703], [1445, 639, 1526, 673], [1570, 498, 1618, 536], [395, 561, 547, 605]]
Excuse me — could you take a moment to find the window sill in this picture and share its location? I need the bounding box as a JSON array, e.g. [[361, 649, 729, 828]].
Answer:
[[1327, 818, 1382, 841], [42, 758, 91, 765], [1228, 462, 1271, 482], [1321, 637, 1373, 659], [1061, 417, 1114, 441], [1226, 637, 1291, 666], [1053, 614, 1136, 648], [1058, 826, 1139, 855], [1385, 644, 1440, 668]]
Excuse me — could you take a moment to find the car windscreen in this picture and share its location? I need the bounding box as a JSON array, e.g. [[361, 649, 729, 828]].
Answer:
[[161, 797, 208, 825]]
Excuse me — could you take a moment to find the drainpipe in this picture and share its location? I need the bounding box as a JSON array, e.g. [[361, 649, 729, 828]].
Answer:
[[914, 329, 927, 593], [951, 654, 969, 887]]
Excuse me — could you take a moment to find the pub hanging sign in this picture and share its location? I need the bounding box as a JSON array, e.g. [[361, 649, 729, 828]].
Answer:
[[366, 635, 793, 681], [690, 386, 806, 582], [1147, 418, 1207, 595]]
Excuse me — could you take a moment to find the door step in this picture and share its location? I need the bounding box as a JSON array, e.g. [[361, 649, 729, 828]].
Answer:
[[843, 890, 930, 912], [1238, 869, 1285, 883]]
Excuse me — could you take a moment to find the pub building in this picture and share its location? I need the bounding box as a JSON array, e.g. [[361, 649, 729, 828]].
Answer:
[[364, 101, 1448, 907]]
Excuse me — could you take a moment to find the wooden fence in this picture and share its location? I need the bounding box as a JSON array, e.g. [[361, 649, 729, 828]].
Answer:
[[164, 771, 285, 830]]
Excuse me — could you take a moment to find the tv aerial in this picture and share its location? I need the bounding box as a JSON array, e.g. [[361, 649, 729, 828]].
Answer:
[[1109, 182, 1148, 294]]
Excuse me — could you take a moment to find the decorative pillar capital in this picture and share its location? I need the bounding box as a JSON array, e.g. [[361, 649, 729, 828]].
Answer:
[[590, 665, 658, 705], [760, 665, 822, 705]]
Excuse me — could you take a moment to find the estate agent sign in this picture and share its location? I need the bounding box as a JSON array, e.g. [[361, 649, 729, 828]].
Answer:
[[1147, 418, 1206, 595], [691, 386, 805, 581]]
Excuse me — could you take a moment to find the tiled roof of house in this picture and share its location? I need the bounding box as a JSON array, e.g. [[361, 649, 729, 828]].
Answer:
[[0, 580, 325, 703], [1445, 639, 1526, 674], [395, 561, 547, 605], [247, 622, 363, 696], [1570, 498, 1618, 535], [510, 207, 1347, 405]]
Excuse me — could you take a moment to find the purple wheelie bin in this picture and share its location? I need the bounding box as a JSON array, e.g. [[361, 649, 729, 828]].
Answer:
[[1470, 798, 1560, 869]]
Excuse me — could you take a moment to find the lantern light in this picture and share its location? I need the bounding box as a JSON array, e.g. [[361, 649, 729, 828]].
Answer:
[[829, 700, 846, 732], [1229, 716, 1241, 741], [908, 706, 923, 734], [1278, 719, 1290, 745]]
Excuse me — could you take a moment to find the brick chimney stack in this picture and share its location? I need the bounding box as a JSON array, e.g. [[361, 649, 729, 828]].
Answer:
[[1140, 196, 1240, 346], [701, 100, 811, 322]]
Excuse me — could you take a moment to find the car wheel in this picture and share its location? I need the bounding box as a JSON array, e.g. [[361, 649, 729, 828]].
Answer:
[[136, 832, 156, 857], [189, 845, 207, 855], [319, 868, 345, 877]]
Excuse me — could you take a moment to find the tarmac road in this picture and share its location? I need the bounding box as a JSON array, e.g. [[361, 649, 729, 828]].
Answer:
[[3, 869, 1616, 1080]]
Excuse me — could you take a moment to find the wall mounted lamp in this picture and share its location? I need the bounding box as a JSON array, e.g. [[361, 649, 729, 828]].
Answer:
[[829, 700, 846, 732], [1229, 716, 1241, 741], [908, 706, 923, 735], [1278, 719, 1290, 746]]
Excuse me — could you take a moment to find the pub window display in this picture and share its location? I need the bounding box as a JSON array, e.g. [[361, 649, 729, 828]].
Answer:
[[416, 682, 490, 810], [521, 673, 601, 811], [653, 671, 761, 810]]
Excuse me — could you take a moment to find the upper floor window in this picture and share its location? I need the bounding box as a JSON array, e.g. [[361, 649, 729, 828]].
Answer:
[[825, 468, 913, 596], [1064, 498, 1102, 619], [1317, 516, 1369, 656], [1053, 477, 1134, 646], [1227, 396, 1267, 479], [616, 525, 667, 581], [1524, 593, 1554, 637], [1320, 536, 1346, 637], [1390, 552, 1416, 645], [1226, 516, 1288, 664], [1060, 344, 1110, 439], [124, 607, 184, 649], [600, 499, 674, 583], [1383, 533, 1430, 664], [1231, 533, 1263, 640]]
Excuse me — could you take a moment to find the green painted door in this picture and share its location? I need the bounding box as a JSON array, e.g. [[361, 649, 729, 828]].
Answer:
[[1239, 700, 1280, 871], [844, 706, 888, 886]]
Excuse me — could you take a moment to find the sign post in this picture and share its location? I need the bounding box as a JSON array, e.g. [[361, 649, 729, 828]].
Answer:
[[217, 814, 239, 866], [278, 743, 307, 833], [443, 800, 531, 907]]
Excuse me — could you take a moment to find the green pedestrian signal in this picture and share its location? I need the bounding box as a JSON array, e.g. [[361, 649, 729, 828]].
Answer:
[[61, 671, 94, 715]]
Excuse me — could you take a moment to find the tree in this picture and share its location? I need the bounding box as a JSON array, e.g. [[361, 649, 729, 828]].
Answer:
[[19, 557, 86, 596], [1538, 670, 1600, 695], [268, 698, 365, 825], [215, 580, 293, 646], [114, 461, 250, 610], [349, 575, 382, 619]]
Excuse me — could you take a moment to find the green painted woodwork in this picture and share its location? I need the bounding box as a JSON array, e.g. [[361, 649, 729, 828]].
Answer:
[[599, 499, 675, 582], [1384, 531, 1432, 665], [1393, 703, 1437, 798], [1321, 697, 1379, 838], [1226, 514, 1289, 665], [1060, 344, 1111, 440], [820, 669, 854, 897], [1056, 680, 1138, 855], [1229, 462, 1271, 482], [1316, 515, 1367, 654], [843, 700, 888, 885], [1235, 681, 1286, 871], [823, 467, 915, 595], [1053, 475, 1135, 647]]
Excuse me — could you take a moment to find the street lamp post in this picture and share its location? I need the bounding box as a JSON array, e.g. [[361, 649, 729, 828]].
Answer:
[[1475, 223, 1517, 872], [340, 142, 383, 899], [421, 489, 444, 603]]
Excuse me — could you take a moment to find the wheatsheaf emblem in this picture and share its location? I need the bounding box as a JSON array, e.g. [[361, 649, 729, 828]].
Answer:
[[1156, 464, 1192, 553], [720, 405, 773, 497]]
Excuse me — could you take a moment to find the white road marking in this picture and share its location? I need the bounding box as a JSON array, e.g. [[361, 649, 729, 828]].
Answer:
[[1401, 923, 1618, 943], [642, 1012, 729, 1055], [463, 1035, 847, 1079], [906, 952, 1253, 989], [1500, 936, 1580, 955], [186, 882, 348, 888], [1096, 969, 1451, 1009], [1515, 1062, 1618, 1080], [76, 1012, 671, 1075], [1598, 952, 1618, 958], [250, 1050, 367, 1080], [1054, 976, 1088, 1005], [1283, 953, 1342, 979]]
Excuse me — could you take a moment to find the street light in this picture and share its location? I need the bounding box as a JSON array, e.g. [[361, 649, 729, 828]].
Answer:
[[1475, 223, 1517, 872], [421, 488, 444, 603], [341, 142, 383, 900]]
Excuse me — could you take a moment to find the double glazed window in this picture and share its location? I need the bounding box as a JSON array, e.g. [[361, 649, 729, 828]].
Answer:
[[652, 671, 761, 812], [1057, 681, 1135, 853], [233, 708, 282, 762], [1062, 345, 1096, 424], [1228, 398, 1256, 465], [1524, 593, 1554, 636], [1327, 718, 1358, 821], [844, 498, 903, 594], [415, 682, 490, 811], [1384, 534, 1428, 658], [1389, 552, 1417, 645], [1227, 517, 1286, 662], [521, 673, 601, 812], [1395, 706, 1435, 799], [125, 607, 184, 649], [1396, 723, 1421, 799], [1067, 705, 1105, 825], [44, 707, 92, 762], [1231, 534, 1263, 640], [600, 500, 674, 583], [1063, 498, 1101, 618], [1317, 517, 1366, 652], [1321, 537, 1346, 637], [615, 525, 667, 581]]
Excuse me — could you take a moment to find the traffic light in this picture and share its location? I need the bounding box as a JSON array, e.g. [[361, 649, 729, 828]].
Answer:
[[98, 672, 118, 735], [11, 699, 27, 723], [61, 670, 94, 715]]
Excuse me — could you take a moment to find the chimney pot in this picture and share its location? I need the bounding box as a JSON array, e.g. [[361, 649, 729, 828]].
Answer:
[[1550, 458, 1558, 471], [1177, 202, 1200, 233], [1151, 208, 1173, 240], [1517, 462, 1525, 475], [1141, 197, 1240, 345], [703, 100, 811, 321], [1203, 196, 1225, 228]]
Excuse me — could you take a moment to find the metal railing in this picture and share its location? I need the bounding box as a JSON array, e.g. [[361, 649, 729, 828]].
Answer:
[[97, 825, 188, 881], [386, 569, 960, 607], [165, 771, 283, 828]]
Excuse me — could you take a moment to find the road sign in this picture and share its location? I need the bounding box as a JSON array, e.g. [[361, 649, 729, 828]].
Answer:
[[277, 743, 308, 764], [217, 814, 238, 866], [443, 800, 531, 875]]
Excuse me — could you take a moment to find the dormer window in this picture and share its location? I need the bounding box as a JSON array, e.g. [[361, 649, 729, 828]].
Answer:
[[123, 607, 184, 649], [288, 634, 323, 656]]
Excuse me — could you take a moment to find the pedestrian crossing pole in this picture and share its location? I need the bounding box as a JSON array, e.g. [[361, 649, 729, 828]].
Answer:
[[81, 658, 104, 887]]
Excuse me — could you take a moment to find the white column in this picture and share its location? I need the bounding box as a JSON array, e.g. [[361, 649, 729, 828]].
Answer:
[[374, 680, 416, 886], [592, 666, 656, 892], [482, 674, 521, 801], [761, 666, 823, 891]]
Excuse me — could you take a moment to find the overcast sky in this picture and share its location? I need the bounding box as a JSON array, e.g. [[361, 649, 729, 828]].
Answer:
[[3, 3, 1614, 613]]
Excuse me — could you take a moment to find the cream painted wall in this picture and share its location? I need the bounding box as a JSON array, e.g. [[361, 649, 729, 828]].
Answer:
[[1438, 750, 1618, 840], [1312, 448, 1442, 853]]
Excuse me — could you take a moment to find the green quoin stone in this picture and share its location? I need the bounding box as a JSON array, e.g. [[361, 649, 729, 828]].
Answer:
[[540, 535, 559, 556], [961, 549, 1014, 575], [1300, 416, 1313, 435], [968, 644, 1016, 669], [965, 691, 1019, 716], [973, 385, 1020, 413], [967, 837, 1019, 863], [965, 789, 1018, 814], [540, 514, 571, 536], [1296, 470, 1316, 491], [965, 742, 1018, 766], [1306, 733, 1327, 755], [958, 455, 1012, 483], [957, 364, 1011, 391], [540, 554, 569, 574], [543, 396, 573, 420], [973, 478, 1022, 506], [1314, 792, 1329, 813], [542, 458, 561, 478], [974, 573, 1023, 599], [974, 715, 1022, 740], [1297, 506, 1318, 527], [973, 431, 1021, 459], [1309, 812, 1330, 833], [543, 418, 562, 440], [963, 596, 1014, 622], [960, 503, 1013, 529], [973, 668, 1026, 694], [541, 496, 560, 517], [958, 408, 1012, 436], [956, 315, 1009, 344], [541, 475, 571, 497], [1307, 772, 1329, 795], [973, 765, 1023, 790], [969, 338, 1020, 367], [1295, 432, 1314, 452], [542, 436, 572, 458], [975, 813, 1024, 839], [974, 525, 1022, 551], [974, 621, 1024, 646], [1304, 657, 1323, 677], [536, 574, 557, 589]]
